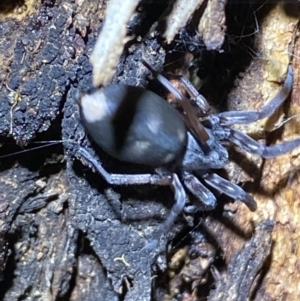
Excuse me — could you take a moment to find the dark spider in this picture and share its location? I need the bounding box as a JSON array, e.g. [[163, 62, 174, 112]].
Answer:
[[76, 61, 299, 236]]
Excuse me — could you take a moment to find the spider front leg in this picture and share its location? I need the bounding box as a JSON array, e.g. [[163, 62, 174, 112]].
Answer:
[[217, 66, 293, 126], [213, 65, 300, 158], [203, 172, 257, 211], [228, 128, 300, 159], [182, 170, 257, 212]]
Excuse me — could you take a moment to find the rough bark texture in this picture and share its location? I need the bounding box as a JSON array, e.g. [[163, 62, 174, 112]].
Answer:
[[0, 1, 299, 301]]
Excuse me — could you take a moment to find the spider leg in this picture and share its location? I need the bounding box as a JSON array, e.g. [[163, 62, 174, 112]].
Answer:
[[166, 74, 210, 115], [77, 147, 188, 234], [229, 128, 300, 158], [77, 147, 172, 186], [142, 59, 210, 146], [203, 173, 257, 211], [182, 172, 217, 210], [142, 60, 210, 114], [217, 66, 293, 126], [159, 173, 188, 233]]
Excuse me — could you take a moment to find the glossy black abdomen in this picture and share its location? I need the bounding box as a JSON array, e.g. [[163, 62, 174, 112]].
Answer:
[[79, 84, 187, 166]]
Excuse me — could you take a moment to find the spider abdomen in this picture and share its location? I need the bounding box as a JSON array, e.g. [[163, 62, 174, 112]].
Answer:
[[79, 84, 187, 166]]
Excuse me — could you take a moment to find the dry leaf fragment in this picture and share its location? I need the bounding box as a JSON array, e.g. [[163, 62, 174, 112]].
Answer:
[[90, 0, 140, 87]]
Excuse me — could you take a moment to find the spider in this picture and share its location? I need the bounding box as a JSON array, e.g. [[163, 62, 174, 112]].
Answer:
[[76, 61, 299, 235]]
